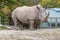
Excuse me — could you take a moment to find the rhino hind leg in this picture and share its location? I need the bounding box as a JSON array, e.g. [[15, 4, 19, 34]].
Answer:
[[12, 16, 23, 30]]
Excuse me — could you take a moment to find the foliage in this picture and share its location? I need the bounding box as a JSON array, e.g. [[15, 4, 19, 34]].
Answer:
[[0, 11, 8, 24], [40, 0, 60, 8], [0, 26, 7, 30]]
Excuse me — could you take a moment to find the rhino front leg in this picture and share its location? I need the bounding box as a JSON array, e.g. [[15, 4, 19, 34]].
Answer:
[[29, 19, 35, 30]]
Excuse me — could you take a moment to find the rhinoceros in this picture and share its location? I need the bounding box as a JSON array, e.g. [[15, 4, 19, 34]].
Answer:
[[12, 4, 49, 30]]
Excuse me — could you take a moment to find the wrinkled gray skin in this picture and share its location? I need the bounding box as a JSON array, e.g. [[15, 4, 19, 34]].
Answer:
[[12, 4, 49, 30]]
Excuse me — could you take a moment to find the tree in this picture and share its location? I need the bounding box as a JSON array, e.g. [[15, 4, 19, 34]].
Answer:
[[40, 0, 60, 8]]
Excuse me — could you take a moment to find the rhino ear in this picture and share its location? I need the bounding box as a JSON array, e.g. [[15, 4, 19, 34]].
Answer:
[[36, 6, 40, 11]]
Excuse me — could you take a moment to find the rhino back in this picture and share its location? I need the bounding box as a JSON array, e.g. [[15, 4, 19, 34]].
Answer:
[[12, 6, 39, 23]]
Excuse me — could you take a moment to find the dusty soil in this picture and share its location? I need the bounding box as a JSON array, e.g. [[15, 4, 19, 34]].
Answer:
[[0, 29, 60, 40]]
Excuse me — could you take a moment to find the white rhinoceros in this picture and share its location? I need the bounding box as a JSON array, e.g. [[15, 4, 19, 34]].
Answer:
[[12, 4, 49, 30]]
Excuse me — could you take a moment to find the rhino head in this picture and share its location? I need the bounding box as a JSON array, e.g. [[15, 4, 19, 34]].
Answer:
[[36, 4, 49, 22]]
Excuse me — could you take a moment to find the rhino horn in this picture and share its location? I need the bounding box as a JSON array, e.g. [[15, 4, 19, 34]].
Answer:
[[45, 12, 50, 19]]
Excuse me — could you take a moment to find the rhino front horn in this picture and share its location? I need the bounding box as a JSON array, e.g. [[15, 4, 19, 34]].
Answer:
[[45, 12, 50, 19]]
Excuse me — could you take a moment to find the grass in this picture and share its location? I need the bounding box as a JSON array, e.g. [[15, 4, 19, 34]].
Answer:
[[0, 26, 7, 30]]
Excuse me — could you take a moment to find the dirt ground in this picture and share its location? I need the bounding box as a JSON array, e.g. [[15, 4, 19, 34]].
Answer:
[[0, 29, 60, 40]]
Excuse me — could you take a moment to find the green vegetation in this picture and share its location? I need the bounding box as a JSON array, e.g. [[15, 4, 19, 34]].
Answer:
[[40, 0, 60, 8], [0, 26, 7, 30]]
